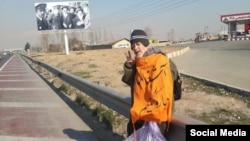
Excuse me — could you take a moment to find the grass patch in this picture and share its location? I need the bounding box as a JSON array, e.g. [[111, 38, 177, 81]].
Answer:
[[35, 66, 42, 73], [183, 76, 250, 108], [118, 70, 123, 75], [92, 106, 117, 129], [182, 75, 250, 124], [190, 108, 250, 124], [102, 110, 116, 130], [75, 94, 91, 108], [73, 71, 92, 78], [56, 62, 64, 68], [88, 64, 98, 68], [59, 83, 70, 93]]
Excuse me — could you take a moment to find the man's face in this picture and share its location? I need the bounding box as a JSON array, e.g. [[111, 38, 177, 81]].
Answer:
[[131, 42, 148, 57], [83, 7, 89, 14], [53, 8, 59, 15], [76, 10, 84, 18], [62, 8, 68, 14], [70, 8, 74, 13], [37, 8, 45, 18]]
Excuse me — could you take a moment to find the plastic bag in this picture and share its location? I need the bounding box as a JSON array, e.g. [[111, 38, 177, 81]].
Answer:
[[124, 121, 167, 141]]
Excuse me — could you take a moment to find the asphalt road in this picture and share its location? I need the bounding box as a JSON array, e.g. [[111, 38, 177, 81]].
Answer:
[[171, 40, 250, 92], [0, 55, 99, 140], [0, 54, 12, 69]]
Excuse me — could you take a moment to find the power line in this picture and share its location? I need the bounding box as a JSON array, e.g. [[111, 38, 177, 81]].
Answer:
[[91, 0, 172, 24], [91, 0, 152, 22], [90, 0, 200, 30], [92, 0, 200, 29]]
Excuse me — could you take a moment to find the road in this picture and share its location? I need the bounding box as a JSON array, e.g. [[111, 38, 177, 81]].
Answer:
[[171, 40, 250, 92], [0, 55, 99, 141], [0, 54, 12, 69]]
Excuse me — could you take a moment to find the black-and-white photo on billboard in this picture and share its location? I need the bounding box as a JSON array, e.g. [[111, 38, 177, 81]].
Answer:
[[34, 1, 90, 31]]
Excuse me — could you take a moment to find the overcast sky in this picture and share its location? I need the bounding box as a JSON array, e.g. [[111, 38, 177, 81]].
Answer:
[[0, 0, 250, 50]]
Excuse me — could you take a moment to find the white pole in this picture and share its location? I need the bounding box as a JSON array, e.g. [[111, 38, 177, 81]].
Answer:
[[64, 30, 69, 55]]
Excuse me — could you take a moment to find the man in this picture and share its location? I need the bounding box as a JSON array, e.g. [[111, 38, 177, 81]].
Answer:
[[47, 5, 62, 30], [69, 6, 76, 19], [122, 29, 178, 137], [72, 8, 85, 29], [61, 6, 73, 29], [35, 3, 49, 30]]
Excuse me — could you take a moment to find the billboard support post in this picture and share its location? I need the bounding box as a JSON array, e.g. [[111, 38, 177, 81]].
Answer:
[[64, 30, 69, 55]]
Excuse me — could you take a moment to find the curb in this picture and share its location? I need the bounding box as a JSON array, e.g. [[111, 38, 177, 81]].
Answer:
[[167, 47, 190, 58], [227, 37, 250, 41], [180, 72, 250, 97], [166, 47, 250, 97]]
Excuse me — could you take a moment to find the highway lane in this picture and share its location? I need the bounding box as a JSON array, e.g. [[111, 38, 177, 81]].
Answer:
[[0, 55, 99, 141], [172, 40, 250, 92], [0, 54, 12, 69]]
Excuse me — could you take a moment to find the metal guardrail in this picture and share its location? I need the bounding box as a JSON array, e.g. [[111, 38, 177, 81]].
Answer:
[[22, 55, 131, 118], [22, 54, 207, 141]]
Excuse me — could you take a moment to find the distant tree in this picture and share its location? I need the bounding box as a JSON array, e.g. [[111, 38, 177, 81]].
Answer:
[[24, 42, 31, 51], [88, 30, 95, 45], [31, 45, 43, 53], [97, 28, 102, 44], [94, 31, 99, 44], [109, 31, 114, 41], [40, 34, 49, 53], [144, 26, 153, 39]]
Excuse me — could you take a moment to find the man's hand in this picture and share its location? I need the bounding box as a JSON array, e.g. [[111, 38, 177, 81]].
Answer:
[[124, 50, 135, 68]]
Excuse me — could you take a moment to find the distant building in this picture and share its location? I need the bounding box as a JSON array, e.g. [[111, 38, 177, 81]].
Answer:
[[195, 33, 208, 43], [112, 38, 130, 49], [221, 12, 250, 40], [86, 38, 130, 50]]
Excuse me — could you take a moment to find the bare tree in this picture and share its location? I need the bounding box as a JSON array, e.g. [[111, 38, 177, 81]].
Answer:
[[48, 44, 62, 52], [24, 42, 31, 52], [88, 30, 95, 45], [55, 31, 63, 44], [144, 26, 153, 39], [31, 45, 43, 53], [40, 33, 49, 53], [94, 30, 99, 44], [88, 29, 104, 45], [67, 31, 85, 51], [70, 32, 80, 40], [97, 28, 102, 44], [109, 31, 114, 41]]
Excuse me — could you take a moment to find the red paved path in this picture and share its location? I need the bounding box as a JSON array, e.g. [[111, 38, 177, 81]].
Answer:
[[0, 55, 98, 141]]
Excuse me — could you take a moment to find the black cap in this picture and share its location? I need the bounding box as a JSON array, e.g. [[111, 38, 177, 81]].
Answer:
[[75, 8, 83, 14], [53, 5, 61, 9], [35, 3, 46, 10], [130, 29, 150, 47], [61, 5, 69, 10]]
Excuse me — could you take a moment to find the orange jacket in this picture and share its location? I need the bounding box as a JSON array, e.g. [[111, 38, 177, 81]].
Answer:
[[130, 54, 173, 124]]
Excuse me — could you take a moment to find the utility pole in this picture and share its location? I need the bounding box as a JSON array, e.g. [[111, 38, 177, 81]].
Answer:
[[171, 28, 175, 41], [204, 26, 208, 33]]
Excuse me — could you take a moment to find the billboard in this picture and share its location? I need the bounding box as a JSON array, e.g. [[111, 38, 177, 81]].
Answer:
[[34, 1, 90, 31], [221, 12, 250, 23]]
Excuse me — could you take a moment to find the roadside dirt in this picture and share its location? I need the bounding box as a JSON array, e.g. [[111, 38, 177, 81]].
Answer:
[[30, 46, 250, 140]]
